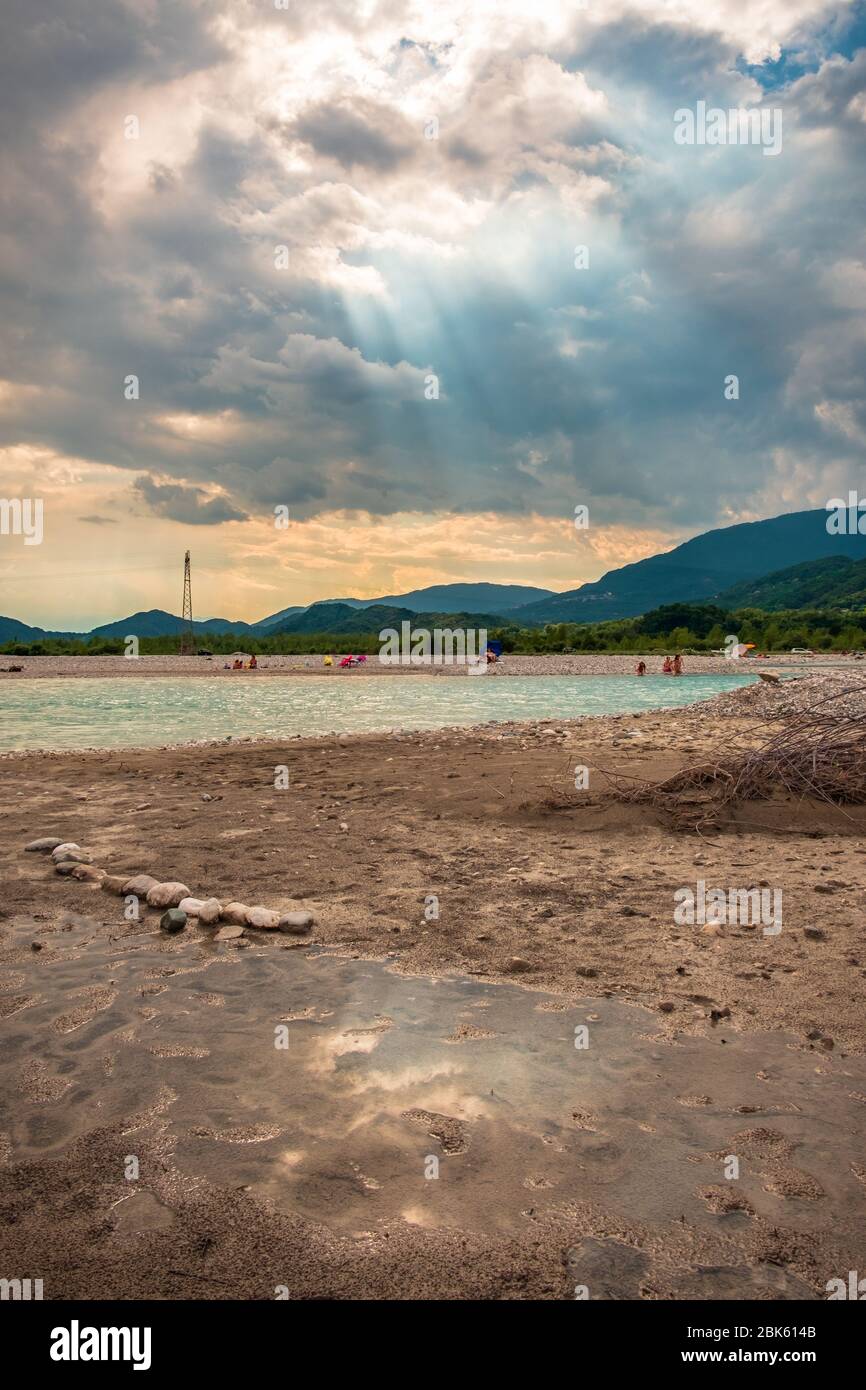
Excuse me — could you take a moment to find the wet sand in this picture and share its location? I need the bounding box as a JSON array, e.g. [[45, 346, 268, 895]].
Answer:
[[2, 695, 865, 1298]]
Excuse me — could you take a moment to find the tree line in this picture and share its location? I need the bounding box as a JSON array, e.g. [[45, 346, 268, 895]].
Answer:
[[3, 602, 866, 657]]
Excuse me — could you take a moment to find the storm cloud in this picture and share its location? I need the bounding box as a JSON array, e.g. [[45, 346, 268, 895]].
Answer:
[[1, 0, 864, 538], [134, 477, 248, 525]]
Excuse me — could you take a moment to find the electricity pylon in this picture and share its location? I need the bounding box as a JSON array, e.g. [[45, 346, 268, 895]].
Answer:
[[180, 550, 195, 655]]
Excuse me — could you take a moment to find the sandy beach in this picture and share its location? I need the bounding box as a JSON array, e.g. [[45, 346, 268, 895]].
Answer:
[[1, 674, 865, 1299], [1, 651, 858, 680]]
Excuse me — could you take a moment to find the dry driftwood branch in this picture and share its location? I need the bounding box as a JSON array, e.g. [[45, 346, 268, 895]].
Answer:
[[604, 683, 866, 830]]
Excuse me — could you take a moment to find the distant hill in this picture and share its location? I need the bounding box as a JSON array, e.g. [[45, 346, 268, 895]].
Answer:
[[0, 609, 262, 643], [242, 585, 553, 629], [90, 609, 257, 638], [510, 508, 866, 625], [0, 615, 65, 643], [0, 602, 504, 644], [718, 555, 866, 612], [0, 611, 246, 643], [269, 602, 504, 635], [315, 582, 554, 613], [269, 602, 410, 635], [252, 605, 308, 630]]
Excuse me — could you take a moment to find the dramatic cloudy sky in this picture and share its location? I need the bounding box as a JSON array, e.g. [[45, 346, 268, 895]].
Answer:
[[1, 0, 865, 626]]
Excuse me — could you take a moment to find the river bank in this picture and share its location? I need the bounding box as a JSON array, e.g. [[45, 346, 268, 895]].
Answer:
[[0, 651, 852, 679], [2, 677, 864, 1300], [3, 680, 864, 1046]]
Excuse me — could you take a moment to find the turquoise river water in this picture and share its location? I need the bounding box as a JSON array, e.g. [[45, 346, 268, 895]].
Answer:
[[0, 673, 757, 751]]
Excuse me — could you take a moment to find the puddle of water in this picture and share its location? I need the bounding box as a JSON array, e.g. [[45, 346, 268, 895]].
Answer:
[[1, 914, 864, 1259], [0, 673, 757, 750], [110, 1189, 175, 1234]]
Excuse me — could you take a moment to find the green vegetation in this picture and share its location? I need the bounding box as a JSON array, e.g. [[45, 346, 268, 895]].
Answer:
[[504, 508, 866, 624], [489, 604, 866, 654], [3, 601, 865, 657], [718, 555, 866, 611]]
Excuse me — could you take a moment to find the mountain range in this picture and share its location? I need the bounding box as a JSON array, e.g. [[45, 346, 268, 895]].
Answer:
[[255, 603, 506, 636], [2, 507, 864, 644], [0, 585, 553, 642], [717, 554, 866, 612], [309, 582, 555, 615], [511, 508, 866, 624]]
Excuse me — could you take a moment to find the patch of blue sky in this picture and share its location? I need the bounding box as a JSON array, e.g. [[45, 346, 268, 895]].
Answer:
[[738, 0, 866, 90]]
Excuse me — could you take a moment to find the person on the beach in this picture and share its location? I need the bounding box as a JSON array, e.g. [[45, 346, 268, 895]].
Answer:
[[249, 654, 257, 670], [635, 661, 647, 676], [672, 654, 683, 675], [324, 654, 333, 666], [662, 656, 673, 674]]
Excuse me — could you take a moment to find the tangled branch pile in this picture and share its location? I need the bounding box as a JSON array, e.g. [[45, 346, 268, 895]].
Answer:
[[610, 684, 866, 829]]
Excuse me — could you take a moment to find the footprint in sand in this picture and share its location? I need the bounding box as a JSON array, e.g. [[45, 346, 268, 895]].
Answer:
[[565, 1237, 650, 1300], [762, 1166, 825, 1201], [110, 1190, 175, 1236], [343, 1017, 393, 1036], [51, 985, 115, 1034], [732, 1101, 800, 1115], [121, 1086, 179, 1133], [148, 1043, 209, 1058], [402, 1108, 468, 1154], [723, 1127, 796, 1161], [0, 993, 42, 1018], [696, 1185, 755, 1216], [570, 1109, 599, 1131], [349, 1163, 382, 1191], [446, 1023, 497, 1043], [189, 1123, 283, 1143], [17, 1059, 71, 1104], [540, 1132, 568, 1152]]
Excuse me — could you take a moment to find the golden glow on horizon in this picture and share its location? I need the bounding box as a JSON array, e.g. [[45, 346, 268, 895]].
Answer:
[[0, 444, 683, 628]]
